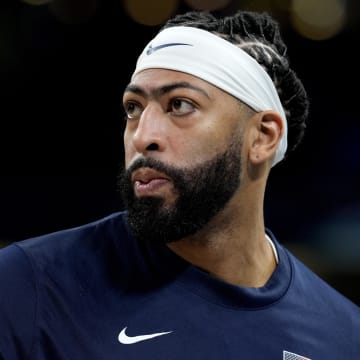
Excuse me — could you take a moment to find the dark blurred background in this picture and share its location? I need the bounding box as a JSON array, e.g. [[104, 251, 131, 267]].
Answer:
[[0, 0, 359, 304]]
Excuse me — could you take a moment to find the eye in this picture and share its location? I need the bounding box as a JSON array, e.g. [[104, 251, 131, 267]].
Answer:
[[169, 98, 195, 116], [124, 101, 143, 120]]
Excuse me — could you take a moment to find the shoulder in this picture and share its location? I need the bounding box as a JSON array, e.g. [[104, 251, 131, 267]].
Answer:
[[0, 211, 131, 358], [15, 211, 129, 261], [0, 208, 129, 274], [268, 229, 360, 326], [289, 248, 359, 306], [281, 242, 360, 326], [0, 210, 131, 308], [0, 244, 37, 358], [0, 243, 35, 294]]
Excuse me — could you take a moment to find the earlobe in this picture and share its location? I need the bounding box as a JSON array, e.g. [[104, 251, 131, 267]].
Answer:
[[248, 111, 283, 165]]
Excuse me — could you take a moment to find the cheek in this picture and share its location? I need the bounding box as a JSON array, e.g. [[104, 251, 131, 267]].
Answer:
[[192, 121, 235, 157], [123, 130, 135, 167], [181, 135, 219, 166]]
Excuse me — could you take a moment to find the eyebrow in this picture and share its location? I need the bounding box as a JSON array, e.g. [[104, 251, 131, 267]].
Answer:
[[123, 81, 210, 100]]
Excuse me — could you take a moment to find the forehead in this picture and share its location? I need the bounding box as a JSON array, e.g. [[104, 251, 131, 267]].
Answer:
[[126, 68, 223, 97]]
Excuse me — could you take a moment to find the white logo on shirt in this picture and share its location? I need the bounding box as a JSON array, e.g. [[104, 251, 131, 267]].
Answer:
[[118, 326, 172, 344]]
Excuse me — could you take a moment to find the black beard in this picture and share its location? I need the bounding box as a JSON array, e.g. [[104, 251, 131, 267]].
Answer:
[[118, 136, 242, 245]]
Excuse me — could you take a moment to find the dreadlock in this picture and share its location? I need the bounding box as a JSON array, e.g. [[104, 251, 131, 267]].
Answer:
[[161, 10, 309, 157]]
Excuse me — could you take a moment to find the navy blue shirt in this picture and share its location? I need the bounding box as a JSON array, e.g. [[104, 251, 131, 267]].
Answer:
[[0, 211, 359, 359]]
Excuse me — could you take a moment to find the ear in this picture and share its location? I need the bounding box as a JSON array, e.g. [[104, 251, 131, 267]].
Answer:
[[248, 110, 284, 165]]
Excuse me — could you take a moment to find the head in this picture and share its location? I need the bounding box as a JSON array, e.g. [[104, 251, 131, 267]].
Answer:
[[119, 10, 309, 244]]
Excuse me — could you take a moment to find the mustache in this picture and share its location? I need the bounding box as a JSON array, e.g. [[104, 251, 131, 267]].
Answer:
[[125, 157, 184, 181], [118, 157, 192, 200]]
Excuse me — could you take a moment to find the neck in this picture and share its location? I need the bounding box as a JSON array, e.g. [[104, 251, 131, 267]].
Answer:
[[166, 191, 277, 288]]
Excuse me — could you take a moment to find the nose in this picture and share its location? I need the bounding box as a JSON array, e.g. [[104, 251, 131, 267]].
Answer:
[[131, 103, 167, 155]]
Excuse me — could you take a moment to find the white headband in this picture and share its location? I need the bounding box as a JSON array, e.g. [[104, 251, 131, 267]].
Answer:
[[132, 26, 287, 166]]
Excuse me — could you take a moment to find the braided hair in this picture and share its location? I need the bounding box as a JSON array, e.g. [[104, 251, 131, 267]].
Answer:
[[161, 10, 309, 157]]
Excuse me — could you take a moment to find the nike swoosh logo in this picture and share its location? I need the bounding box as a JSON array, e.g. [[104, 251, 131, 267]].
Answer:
[[146, 42, 192, 55], [118, 326, 173, 344]]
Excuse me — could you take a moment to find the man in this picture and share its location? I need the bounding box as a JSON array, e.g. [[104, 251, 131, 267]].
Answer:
[[0, 10, 359, 360]]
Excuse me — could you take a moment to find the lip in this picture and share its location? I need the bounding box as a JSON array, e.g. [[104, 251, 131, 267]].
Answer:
[[131, 168, 170, 184], [131, 168, 170, 196]]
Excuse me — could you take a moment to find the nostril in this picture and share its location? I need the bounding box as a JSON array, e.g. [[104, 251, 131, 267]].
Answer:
[[146, 143, 159, 151]]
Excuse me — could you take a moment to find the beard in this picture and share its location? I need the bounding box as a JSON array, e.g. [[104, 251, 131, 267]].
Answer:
[[118, 135, 242, 245]]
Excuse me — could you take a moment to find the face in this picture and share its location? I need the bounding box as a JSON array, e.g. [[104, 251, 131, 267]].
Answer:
[[119, 69, 247, 244]]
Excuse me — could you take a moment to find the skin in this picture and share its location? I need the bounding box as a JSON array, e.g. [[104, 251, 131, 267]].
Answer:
[[123, 68, 284, 288]]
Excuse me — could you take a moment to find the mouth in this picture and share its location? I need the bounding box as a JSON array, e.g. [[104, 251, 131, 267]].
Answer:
[[131, 168, 171, 197]]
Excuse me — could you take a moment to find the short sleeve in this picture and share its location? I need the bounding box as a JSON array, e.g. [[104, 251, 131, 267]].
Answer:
[[0, 244, 37, 359]]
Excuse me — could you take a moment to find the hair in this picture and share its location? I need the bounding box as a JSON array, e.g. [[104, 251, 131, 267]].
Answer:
[[161, 10, 310, 157]]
